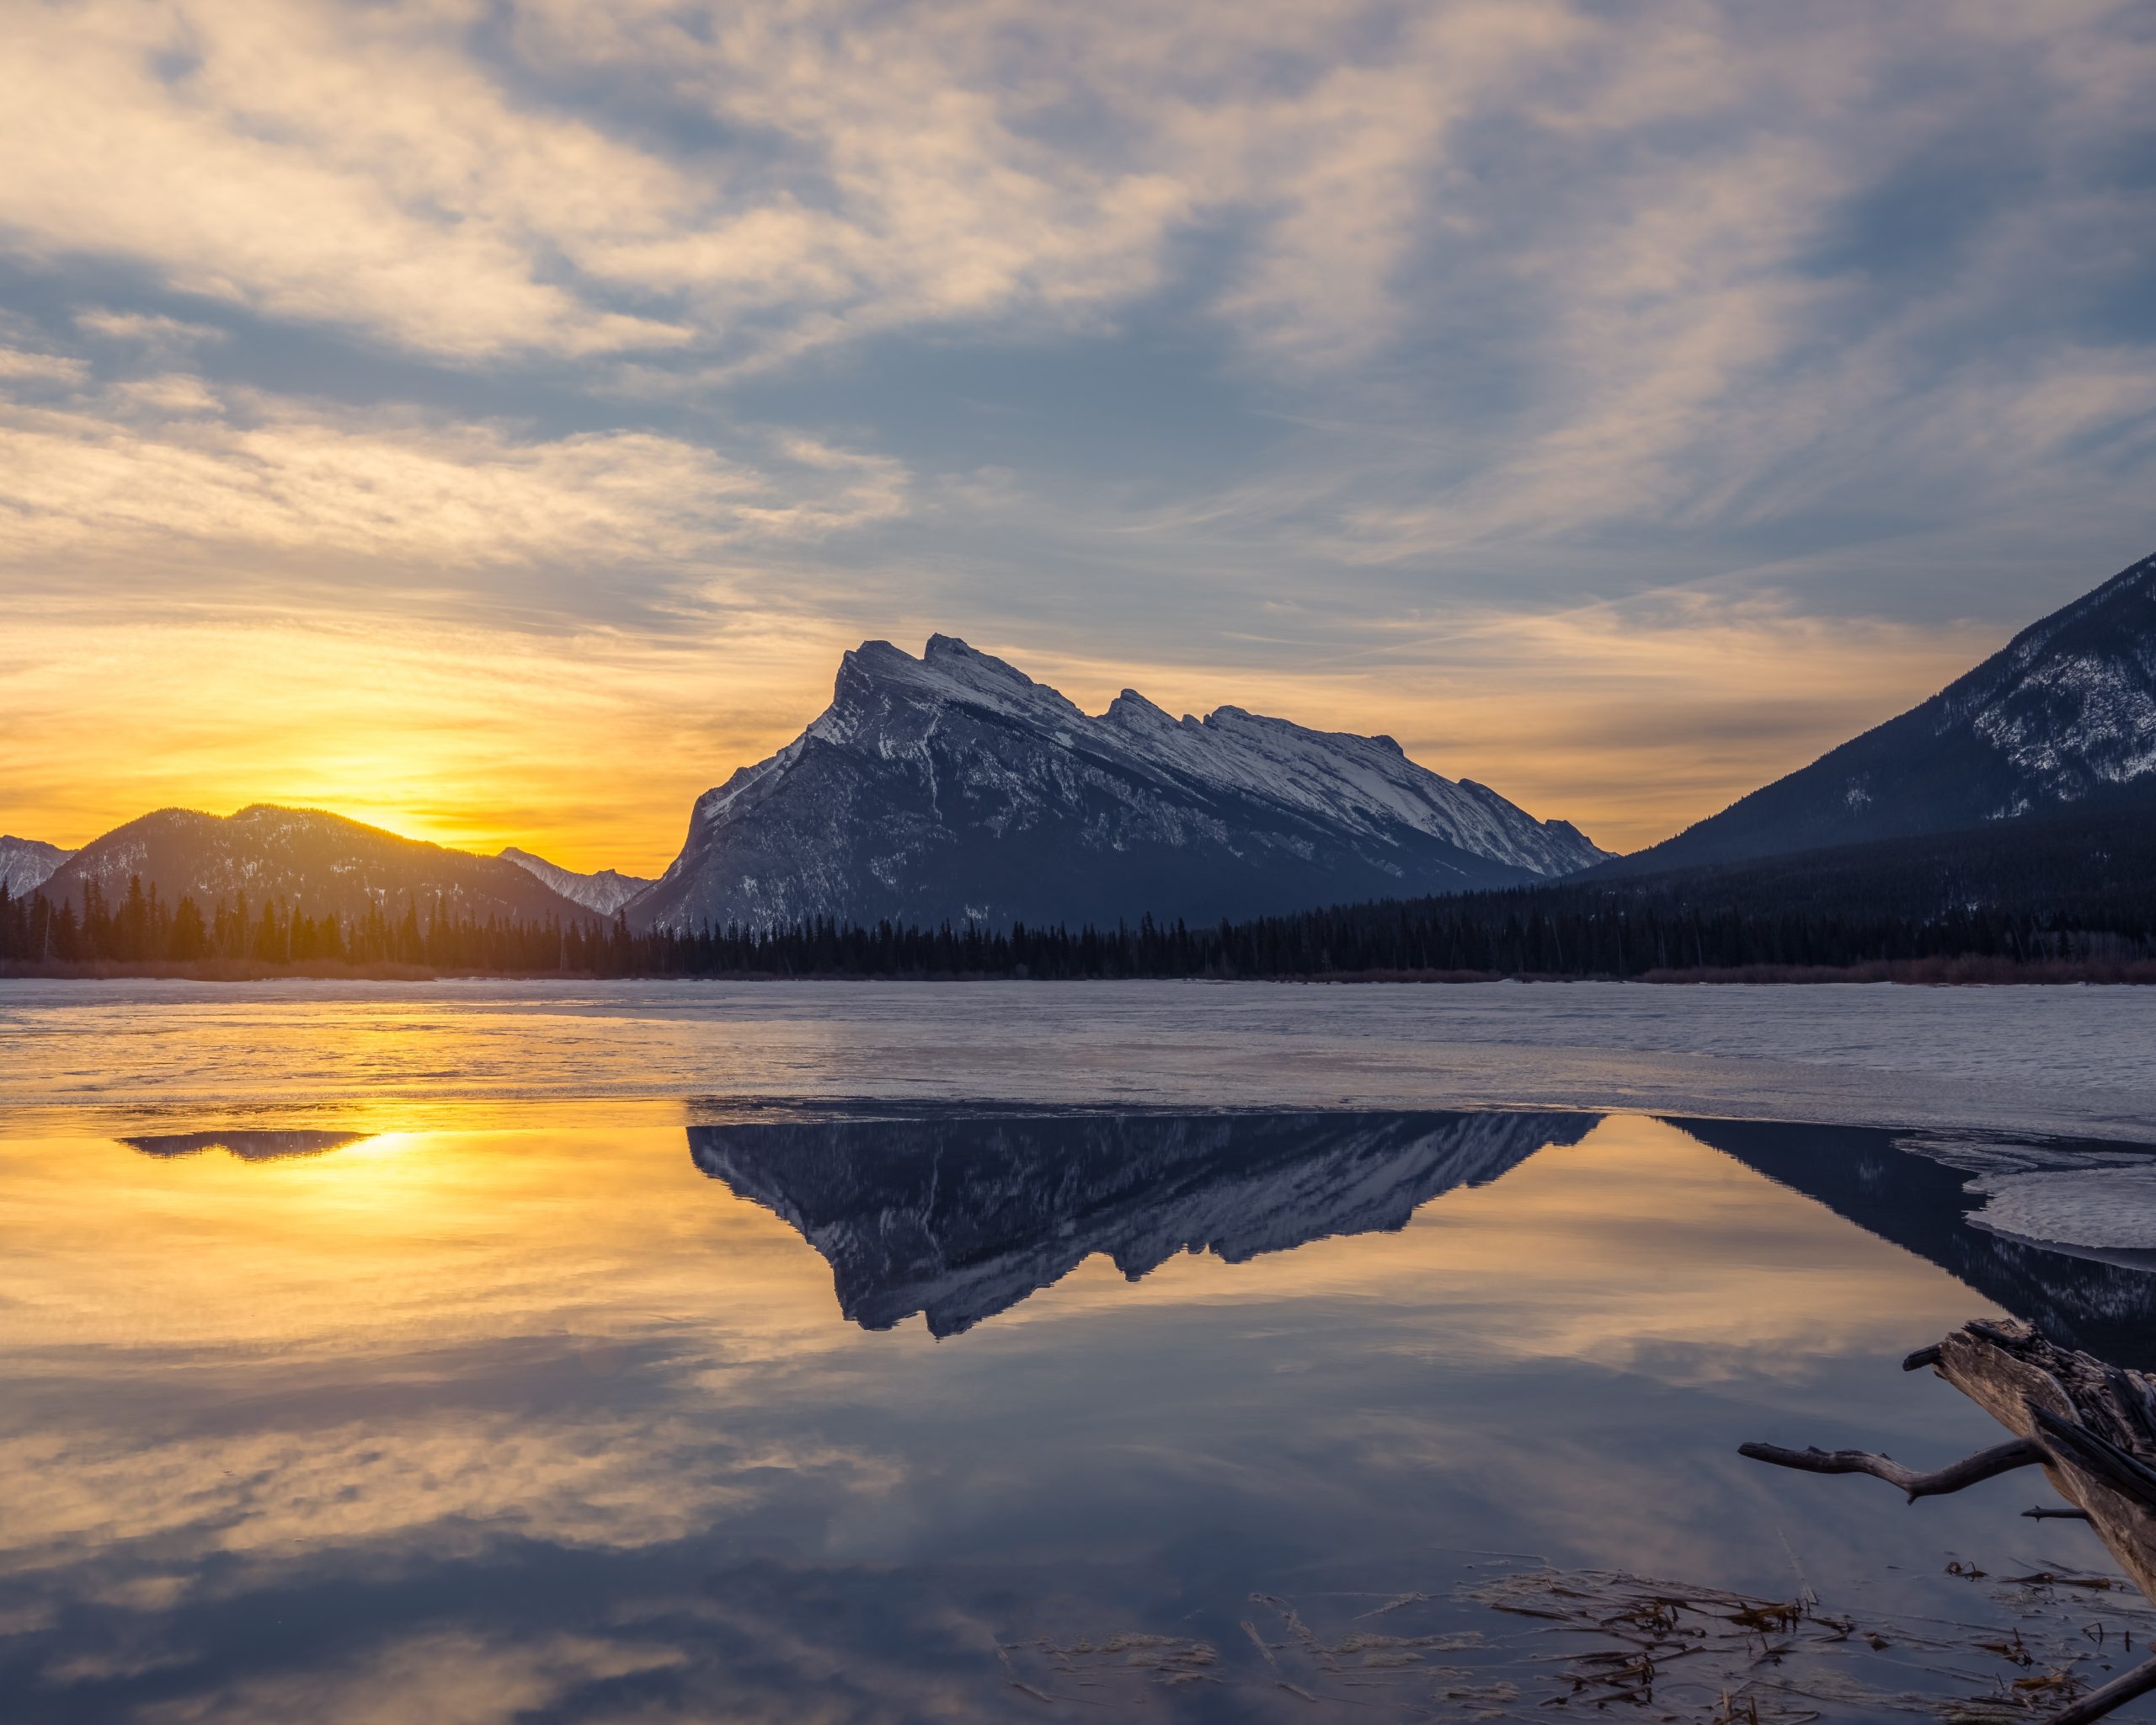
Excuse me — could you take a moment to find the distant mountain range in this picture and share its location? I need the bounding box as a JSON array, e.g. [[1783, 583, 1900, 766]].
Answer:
[[1615, 548, 2156, 873], [632, 634, 1607, 932], [7, 551, 2152, 939]]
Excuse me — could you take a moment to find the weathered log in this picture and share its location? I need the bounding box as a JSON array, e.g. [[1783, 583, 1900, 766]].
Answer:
[[1744, 1319, 2156, 1725], [1929, 1320, 2156, 1610], [1737, 1437, 2046, 1501]]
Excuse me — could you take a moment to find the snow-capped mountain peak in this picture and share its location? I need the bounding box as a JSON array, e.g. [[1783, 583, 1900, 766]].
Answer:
[[633, 634, 1609, 933], [824, 634, 1088, 734]]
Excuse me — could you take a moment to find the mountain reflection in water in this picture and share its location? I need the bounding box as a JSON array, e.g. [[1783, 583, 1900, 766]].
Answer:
[[6, 1106, 2153, 1722], [120, 1129, 376, 1161], [690, 1108, 1595, 1335], [1675, 1118, 2156, 1368], [684, 1105, 2156, 1356]]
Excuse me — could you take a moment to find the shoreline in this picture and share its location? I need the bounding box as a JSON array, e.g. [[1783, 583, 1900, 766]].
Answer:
[[5, 957, 2153, 985]]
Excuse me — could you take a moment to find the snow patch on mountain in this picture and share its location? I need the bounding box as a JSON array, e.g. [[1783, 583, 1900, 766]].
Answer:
[[0, 836, 73, 897], [1940, 553, 2156, 804], [1102, 690, 1600, 880], [1968, 651, 2156, 803]]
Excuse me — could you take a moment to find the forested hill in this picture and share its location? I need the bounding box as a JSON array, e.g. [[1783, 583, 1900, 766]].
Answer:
[[3, 796, 2152, 980]]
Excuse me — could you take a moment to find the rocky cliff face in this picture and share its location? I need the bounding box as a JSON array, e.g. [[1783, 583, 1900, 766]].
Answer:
[[634, 635, 1608, 932]]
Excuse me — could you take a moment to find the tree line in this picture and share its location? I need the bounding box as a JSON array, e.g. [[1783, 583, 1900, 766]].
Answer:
[[0, 876, 587, 972], [4, 841, 2153, 980]]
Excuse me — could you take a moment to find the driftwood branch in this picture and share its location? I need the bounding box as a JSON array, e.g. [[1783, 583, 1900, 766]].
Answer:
[[2024, 1505, 2095, 1521], [1737, 1438, 2046, 1501], [1744, 1319, 2156, 1725]]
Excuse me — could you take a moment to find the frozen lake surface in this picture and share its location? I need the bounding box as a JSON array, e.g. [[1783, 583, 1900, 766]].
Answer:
[[3, 977, 2154, 1140]]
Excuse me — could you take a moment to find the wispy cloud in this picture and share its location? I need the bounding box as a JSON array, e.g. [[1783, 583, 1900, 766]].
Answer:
[[0, 377, 906, 568]]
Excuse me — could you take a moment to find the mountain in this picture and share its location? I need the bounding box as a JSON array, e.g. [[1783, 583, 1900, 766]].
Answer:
[[1499, 793, 2156, 935], [38, 805, 591, 923], [633, 635, 1608, 932], [0, 836, 72, 897], [499, 846, 653, 916], [1622, 549, 2156, 872], [690, 1106, 1596, 1336]]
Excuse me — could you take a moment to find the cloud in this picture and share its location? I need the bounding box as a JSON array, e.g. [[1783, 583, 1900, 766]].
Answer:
[[0, 349, 86, 385], [72, 309, 227, 347], [0, 377, 907, 569], [1, 3, 695, 360]]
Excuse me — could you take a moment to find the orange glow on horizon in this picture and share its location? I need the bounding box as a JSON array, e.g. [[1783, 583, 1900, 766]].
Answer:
[[0, 601, 1999, 871]]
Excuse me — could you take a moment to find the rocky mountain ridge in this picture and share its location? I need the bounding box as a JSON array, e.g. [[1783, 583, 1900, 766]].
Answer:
[[632, 634, 1608, 932]]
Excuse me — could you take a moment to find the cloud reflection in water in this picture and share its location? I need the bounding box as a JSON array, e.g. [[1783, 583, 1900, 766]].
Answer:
[[0, 1108, 2148, 1721]]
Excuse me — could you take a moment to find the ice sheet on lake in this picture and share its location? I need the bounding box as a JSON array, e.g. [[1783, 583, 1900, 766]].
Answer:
[[1968, 1166, 2156, 1252], [0, 978, 2152, 1143], [1891, 1132, 2156, 1252]]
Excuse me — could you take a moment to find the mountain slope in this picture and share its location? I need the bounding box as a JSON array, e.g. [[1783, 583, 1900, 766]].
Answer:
[[634, 634, 1607, 932], [499, 846, 653, 916], [0, 836, 72, 897], [1623, 549, 2156, 871], [39, 805, 590, 923]]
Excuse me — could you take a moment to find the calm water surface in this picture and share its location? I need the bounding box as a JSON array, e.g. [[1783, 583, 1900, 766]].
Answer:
[[4, 984, 2156, 1722]]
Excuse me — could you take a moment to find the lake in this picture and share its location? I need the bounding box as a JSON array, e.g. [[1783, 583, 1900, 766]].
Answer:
[[3, 981, 2155, 1722]]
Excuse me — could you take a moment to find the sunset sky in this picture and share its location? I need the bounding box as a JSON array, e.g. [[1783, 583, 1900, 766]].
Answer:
[[3, 0, 2153, 870]]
